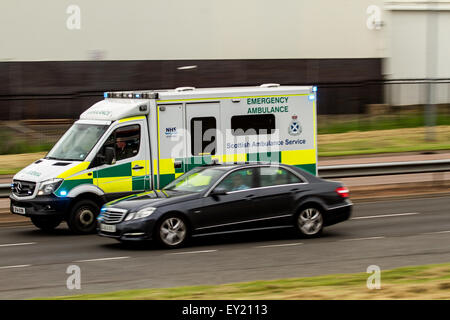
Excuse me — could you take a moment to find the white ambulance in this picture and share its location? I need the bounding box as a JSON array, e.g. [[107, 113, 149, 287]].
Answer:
[[10, 84, 318, 233]]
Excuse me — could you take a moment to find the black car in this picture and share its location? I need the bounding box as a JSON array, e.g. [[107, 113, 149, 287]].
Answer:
[[97, 163, 352, 248]]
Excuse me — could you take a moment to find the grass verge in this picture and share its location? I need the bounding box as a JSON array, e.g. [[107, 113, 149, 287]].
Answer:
[[318, 126, 450, 157], [0, 126, 449, 175], [317, 112, 450, 134], [0, 152, 46, 175], [40, 263, 450, 300]]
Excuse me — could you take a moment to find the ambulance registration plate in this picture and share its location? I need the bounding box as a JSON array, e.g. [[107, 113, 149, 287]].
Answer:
[[12, 206, 26, 215], [100, 223, 116, 233]]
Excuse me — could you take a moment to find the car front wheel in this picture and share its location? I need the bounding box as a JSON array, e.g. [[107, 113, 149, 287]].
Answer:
[[155, 215, 189, 248], [295, 206, 324, 237]]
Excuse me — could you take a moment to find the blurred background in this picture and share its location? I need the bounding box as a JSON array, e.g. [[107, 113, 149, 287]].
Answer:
[[0, 0, 449, 166]]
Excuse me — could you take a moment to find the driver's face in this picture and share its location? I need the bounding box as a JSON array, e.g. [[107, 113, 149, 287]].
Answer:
[[116, 140, 126, 149]]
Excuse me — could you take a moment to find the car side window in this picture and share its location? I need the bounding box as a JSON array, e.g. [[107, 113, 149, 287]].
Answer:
[[216, 168, 257, 192], [259, 166, 303, 187], [99, 124, 141, 163]]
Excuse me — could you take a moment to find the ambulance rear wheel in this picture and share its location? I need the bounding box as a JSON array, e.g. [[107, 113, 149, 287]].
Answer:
[[31, 216, 63, 232], [67, 199, 99, 234]]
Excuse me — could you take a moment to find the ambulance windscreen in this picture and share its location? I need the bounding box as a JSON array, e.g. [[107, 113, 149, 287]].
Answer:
[[46, 123, 108, 161]]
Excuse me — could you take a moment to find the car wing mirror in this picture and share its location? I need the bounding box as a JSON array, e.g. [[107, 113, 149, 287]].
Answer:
[[104, 147, 116, 165], [210, 187, 228, 196]]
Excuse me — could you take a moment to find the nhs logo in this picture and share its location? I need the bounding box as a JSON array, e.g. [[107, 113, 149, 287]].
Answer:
[[165, 127, 178, 137]]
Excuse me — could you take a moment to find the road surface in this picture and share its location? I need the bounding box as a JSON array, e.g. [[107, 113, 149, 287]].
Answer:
[[0, 196, 449, 299]]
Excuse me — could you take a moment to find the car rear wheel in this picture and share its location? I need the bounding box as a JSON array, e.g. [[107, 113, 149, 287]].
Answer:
[[31, 216, 63, 232], [156, 215, 188, 248], [295, 206, 323, 237], [67, 199, 99, 234]]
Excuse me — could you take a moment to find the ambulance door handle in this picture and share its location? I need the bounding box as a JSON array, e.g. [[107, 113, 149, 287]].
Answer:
[[132, 165, 144, 171], [174, 161, 182, 169]]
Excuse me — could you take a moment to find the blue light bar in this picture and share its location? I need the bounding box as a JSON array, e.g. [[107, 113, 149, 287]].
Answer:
[[59, 190, 67, 196], [104, 92, 108, 98], [312, 86, 317, 92], [308, 94, 315, 101]]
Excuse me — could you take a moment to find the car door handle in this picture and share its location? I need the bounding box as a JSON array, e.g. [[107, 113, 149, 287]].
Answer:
[[245, 194, 255, 200], [132, 165, 144, 170]]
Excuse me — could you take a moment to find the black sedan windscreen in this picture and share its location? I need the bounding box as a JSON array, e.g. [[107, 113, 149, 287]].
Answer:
[[163, 167, 224, 193]]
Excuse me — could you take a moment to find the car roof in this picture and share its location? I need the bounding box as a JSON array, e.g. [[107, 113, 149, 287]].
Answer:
[[199, 162, 317, 181], [203, 162, 290, 170]]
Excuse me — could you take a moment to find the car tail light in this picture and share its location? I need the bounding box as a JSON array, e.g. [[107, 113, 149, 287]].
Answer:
[[336, 186, 349, 198]]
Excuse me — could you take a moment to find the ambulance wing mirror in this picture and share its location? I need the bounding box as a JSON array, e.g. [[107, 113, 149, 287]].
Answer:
[[104, 147, 116, 165]]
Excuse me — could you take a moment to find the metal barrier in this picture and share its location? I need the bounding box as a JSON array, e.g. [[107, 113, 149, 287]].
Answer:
[[1, 159, 449, 197], [0, 183, 10, 198]]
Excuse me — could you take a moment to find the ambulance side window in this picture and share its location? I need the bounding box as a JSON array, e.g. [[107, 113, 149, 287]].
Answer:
[[95, 125, 141, 166], [191, 117, 216, 156], [231, 114, 275, 136], [114, 125, 141, 161]]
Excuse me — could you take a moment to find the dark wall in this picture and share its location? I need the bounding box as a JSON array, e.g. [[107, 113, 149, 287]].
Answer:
[[0, 59, 383, 120]]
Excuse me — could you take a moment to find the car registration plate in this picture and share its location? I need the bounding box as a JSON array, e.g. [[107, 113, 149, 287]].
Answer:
[[100, 223, 116, 233], [12, 206, 26, 215]]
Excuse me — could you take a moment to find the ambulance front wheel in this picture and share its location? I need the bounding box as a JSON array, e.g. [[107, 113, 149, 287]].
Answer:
[[67, 199, 100, 234], [31, 216, 63, 232]]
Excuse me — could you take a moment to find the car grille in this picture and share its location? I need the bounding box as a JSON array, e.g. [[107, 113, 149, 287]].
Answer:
[[11, 180, 36, 197], [101, 208, 128, 224]]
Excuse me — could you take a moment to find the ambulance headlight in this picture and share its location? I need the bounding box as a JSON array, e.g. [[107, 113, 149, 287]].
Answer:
[[125, 207, 157, 221], [38, 178, 64, 196]]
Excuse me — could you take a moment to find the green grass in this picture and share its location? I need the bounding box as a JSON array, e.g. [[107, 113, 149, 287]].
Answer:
[[38, 263, 450, 300], [0, 129, 53, 155], [318, 126, 450, 157], [317, 112, 450, 134]]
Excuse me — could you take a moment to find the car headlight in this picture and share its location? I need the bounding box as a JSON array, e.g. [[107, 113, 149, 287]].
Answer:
[[37, 178, 64, 196], [125, 207, 157, 221]]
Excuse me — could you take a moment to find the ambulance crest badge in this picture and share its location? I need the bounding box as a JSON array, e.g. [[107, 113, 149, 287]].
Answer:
[[288, 115, 302, 136]]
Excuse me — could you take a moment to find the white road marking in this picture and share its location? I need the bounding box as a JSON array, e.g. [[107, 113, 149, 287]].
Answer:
[[0, 264, 31, 270], [421, 230, 450, 235], [0, 242, 36, 248], [74, 256, 130, 263], [256, 242, 303, 248], [351, 212, 420, 220], [340, 236, 385, 242], [167, 249, 218, 255]]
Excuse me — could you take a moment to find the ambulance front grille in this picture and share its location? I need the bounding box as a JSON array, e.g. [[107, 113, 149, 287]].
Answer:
[[101, 208, 128, 224], [11, 180, 36, 197]]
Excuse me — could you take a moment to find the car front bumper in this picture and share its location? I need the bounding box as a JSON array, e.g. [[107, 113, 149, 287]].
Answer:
[[97, 218, 156, 242]]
